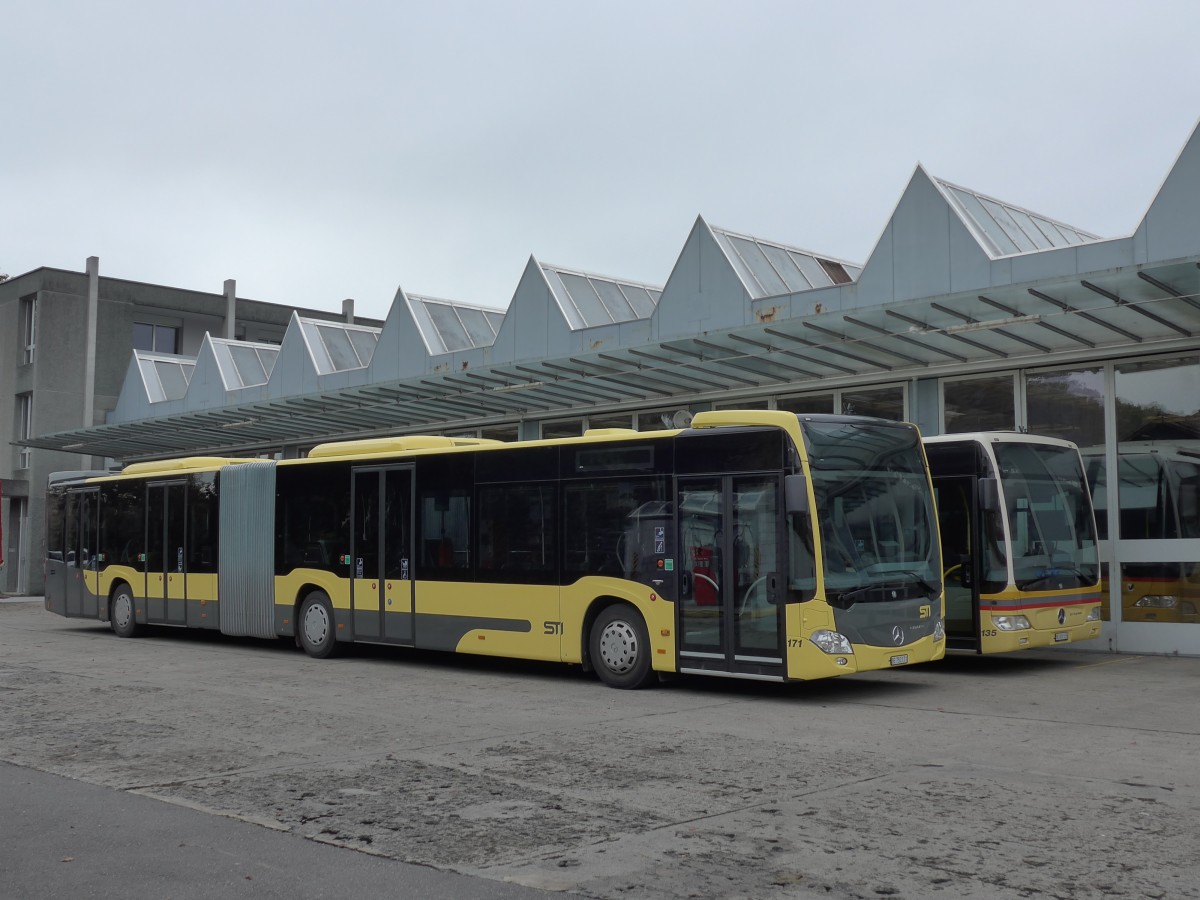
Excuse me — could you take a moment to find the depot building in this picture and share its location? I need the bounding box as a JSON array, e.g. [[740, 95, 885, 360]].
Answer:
[[11, 122, 1200, 658]]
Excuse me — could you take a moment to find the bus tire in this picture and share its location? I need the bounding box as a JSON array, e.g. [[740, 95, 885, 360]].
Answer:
[[298, 591, 340, 659], [110, 584, 143, 639], [589, 603, 654, 689]]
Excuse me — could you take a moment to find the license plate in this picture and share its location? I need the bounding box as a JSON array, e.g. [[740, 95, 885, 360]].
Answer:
[[889, 654, 909, 666], [1054, 631, 1069, 642]]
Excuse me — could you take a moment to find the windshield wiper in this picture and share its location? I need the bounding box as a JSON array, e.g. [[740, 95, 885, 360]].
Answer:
[[1015, 564, 1090, 591], [896, 570, 940, 595]]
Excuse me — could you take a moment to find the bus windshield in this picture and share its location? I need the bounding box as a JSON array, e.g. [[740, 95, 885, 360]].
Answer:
[[994, 442, 1099, 590], [801, 420, 940, 604]]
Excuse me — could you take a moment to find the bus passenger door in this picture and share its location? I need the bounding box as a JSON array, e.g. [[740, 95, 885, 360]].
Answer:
[[146, 482, 188, 625], [677, 475, 785, 678], [78, 490, 99, 618], [351, 466, 414, 645], [63, 491, 87, 616], [934, 475, 980, 650]]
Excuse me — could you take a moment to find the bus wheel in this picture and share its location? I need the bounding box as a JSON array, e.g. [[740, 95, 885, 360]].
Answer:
[[589, 603, 654, 689], [110, 585, 143, 639], [298, 591, 340, 659]]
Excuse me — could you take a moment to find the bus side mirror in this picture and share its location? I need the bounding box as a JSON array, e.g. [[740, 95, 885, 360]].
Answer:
[[785, 474, 809, 515], [979, 477, 999, 513]]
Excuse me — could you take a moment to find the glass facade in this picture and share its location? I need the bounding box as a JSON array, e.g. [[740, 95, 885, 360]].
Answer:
[[943, 375, 1015, 433], [1025, 368, 1105, 447]]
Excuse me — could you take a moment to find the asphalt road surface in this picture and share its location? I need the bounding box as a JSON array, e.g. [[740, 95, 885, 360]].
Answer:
[[2, 598, 1198, 899]]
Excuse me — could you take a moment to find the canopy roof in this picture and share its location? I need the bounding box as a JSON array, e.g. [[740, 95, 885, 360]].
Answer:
[[25, 121, 1200, 461]]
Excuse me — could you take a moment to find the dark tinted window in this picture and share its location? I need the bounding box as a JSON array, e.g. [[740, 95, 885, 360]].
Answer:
[[676, 428, 785, 474], [101, 481, 143, 568], [417, 454, 473, 582], [46, 489, 65, 562], [476, 446, 558, 483], [563, 477, 669, 586], [275, 462, 351, 575], [477, 483, 557, 584], [188, 474, 219, 573]]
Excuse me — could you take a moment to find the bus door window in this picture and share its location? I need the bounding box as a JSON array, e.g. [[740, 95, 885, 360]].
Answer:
[[679, 479, 723, 653], [934, 477, 976, 639], [144, 483, 187, 625], [64, 492, 80, 616], [351, 470, 383, 639], [79, 491, 99, 618], [732, 476, 781, 658], [381, 468, 414, 643]]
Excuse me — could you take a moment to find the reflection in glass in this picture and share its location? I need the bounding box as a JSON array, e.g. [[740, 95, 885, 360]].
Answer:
[[993, 443, 1099, 590], [1114, 356, 1200, 542], [943, 376, 1015, 433], [841, 387, 904, 421], [1025, 368, 1104, 447], [802, 420, 940, 602], [777, 394, 834, 415], [1119, 561, 1200, 625]]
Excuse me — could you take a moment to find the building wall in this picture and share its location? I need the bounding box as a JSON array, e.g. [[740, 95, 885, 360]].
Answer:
[[0, 262, 372, 595]]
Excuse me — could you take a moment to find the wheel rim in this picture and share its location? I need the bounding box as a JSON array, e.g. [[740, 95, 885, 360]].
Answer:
[[303, 603, 330, 646], [113, 594, 132, 630], [598, 619, 639, 675]]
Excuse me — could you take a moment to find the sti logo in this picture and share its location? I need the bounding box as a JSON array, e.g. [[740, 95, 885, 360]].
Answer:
[[919, 605, 931, 619]]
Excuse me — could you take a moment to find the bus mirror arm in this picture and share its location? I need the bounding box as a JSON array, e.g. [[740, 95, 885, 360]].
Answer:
[[785, 475, 809, 515]]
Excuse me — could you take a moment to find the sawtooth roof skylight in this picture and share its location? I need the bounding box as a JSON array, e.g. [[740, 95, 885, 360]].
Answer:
[[935, 177, 1102, 257], [136, 352, 194, 403], [211, 338, 279, 389], [407, 293, 505, 355], [298, 317, 380, 375], [540, 263, 662, 330], [710, 225, 861, 299]]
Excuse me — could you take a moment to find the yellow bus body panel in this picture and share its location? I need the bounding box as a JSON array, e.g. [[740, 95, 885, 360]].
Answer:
[[786, 598, 946, 680], [560, 576, 677, 672], [977, 585, 1101, 652], [420, 581, 561, 662]]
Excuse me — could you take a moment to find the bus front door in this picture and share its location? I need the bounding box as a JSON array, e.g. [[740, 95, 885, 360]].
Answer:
[[146, 482, 188, 626], [677, 475, 785, 679], [934, 475, 981, 650], [351, 466, 414, 645]]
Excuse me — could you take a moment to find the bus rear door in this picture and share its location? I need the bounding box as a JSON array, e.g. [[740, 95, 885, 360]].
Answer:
[[351, 466, 414, 644], [64, 488, 99, 618], [145, 482, 188, 626]]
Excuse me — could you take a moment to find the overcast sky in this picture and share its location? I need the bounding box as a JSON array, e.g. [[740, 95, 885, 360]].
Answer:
[[4, 1, 1200, 322]]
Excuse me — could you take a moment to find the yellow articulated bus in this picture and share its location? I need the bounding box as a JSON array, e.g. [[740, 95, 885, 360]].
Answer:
[[924, 432, 1102, 653], [44, 410, 945, 688]]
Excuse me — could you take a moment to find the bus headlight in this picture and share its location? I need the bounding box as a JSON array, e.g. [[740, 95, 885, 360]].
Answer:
[[810, 630, 853, 655], [1132, 595, 1180, 609], [993, 615, 1031, 631], [1086, 606, 1102, 622], [933, 618, 945, 641]]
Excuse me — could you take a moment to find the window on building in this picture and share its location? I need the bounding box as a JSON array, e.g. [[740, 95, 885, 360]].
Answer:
[[943, 375, 1016, 433], [777, 393, 835, 415], [20, 294, 37, 365], [480, 424, 518, 443], [636, 409, 680, 432], [541, 419, 584, 439], [714, 398, 770, 410], [16, 393, 33, 469], [1025, 367, 1105, 447], [841, 386, 905, 420], [133, 322, 179, 354]]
